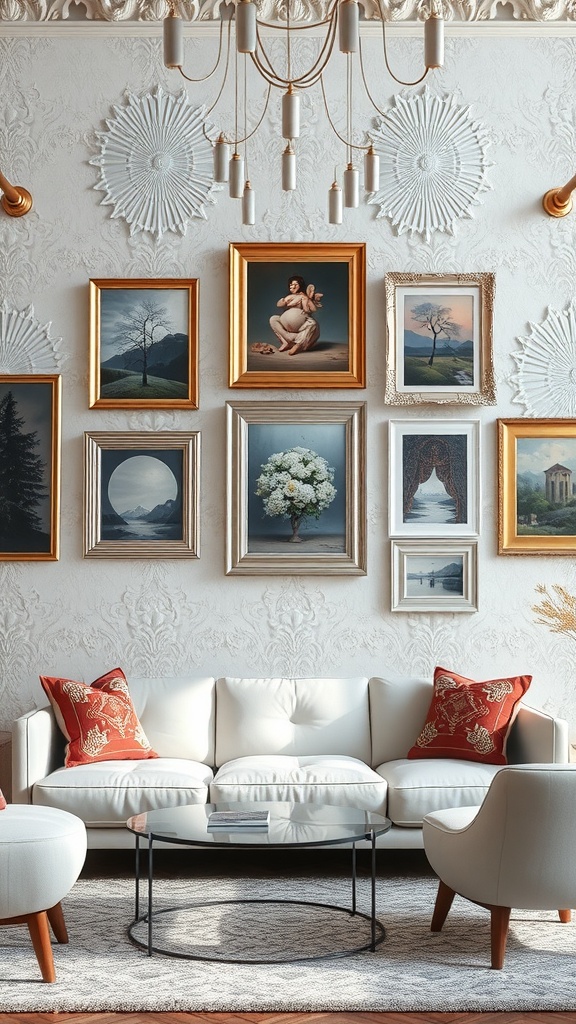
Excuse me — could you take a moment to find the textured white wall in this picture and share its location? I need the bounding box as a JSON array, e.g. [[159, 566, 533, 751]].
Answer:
[[2, 27, 576, 739]]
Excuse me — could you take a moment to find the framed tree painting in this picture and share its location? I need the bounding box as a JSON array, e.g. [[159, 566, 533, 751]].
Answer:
[[391, 540, 478, 613], [499, 418, 576, 554], [84, 432, 200, 558], [89, 278, 199, 409], [229, 242, 365, 389], [226, 401, 366, 574], [389, 419, 480, 537], [0, 374, 61, 561], [384, 272, 495, 405]]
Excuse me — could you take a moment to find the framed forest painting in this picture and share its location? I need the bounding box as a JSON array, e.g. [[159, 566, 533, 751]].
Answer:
[[89, 278, 199, 409], [0, 374, 61, 560]]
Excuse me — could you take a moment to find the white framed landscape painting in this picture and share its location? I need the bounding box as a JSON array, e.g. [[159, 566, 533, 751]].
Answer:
[[391, 540, 478, 612]]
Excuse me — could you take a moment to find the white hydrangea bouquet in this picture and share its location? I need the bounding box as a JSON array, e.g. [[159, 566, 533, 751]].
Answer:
[[255, 446, 337, 542]]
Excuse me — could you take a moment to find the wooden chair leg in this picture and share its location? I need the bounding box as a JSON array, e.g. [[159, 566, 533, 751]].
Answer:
[[431, 879, 456, 932], [558, 909, 572, 923], [47, 901, 68, 943], [489, 905, 511, 969], [27, 911, 56, 983]]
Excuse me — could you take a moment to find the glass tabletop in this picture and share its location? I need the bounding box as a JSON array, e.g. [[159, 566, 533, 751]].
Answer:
[[126, 800, 391, 848]]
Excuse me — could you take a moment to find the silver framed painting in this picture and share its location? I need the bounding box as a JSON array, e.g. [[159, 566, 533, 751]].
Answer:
[[226, 400, 366, 575], [384, 272, 496, 405], [389, 419, 480, 537], [84, 432, 200, 558], [391, 540, 478, 613]]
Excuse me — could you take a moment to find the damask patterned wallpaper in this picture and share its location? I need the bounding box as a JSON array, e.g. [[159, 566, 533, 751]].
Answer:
[[2, 25, 576, 740]]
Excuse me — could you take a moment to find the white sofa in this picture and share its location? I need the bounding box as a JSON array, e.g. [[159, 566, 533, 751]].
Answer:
[[12, 674, 569, 849]]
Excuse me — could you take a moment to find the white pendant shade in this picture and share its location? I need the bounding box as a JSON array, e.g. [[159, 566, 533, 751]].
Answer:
[[163, 14, 183, 68], [282, 146, 296, 191], [229, 153, 245, 198], [242, 181, 255, 224], [424, 14, 444, 69], [339, 0, 359, 53], [328, 181, 343, 224], [343, 164, 360, 207], [214, 138, 230, 182], [282, 90, 300, 140], [364, 147, 379, 193], [236, 0, 257, 53]]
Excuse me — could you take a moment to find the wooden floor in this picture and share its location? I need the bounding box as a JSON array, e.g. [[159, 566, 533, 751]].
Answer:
[[1, 1013, 576, 1023]]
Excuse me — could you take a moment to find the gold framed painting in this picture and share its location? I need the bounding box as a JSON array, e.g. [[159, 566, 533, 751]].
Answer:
[[499, 418, 576, 554], [229, 242, 366, 389], [0, 374, 61, 561], [226, 400, 366, 575], [89, 278, 199, 409], [384, 272, 496, 405], [84, 431, 200, 558]]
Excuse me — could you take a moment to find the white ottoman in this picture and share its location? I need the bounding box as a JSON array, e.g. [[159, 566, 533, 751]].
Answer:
[[0, 805, 87, 982]]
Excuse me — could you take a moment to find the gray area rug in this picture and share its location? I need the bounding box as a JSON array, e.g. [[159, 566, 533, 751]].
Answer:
[[1, 870, 575, 1012]]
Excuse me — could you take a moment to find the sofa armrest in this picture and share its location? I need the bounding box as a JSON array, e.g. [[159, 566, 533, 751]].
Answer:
[[506, 703, 570, 765], [12, 705, 64, 803]]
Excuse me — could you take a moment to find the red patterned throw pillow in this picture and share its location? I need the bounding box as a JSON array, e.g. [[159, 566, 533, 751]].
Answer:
[[407, 666, 531, 765], [0, 788, 6, 810], [39, 668, 158, 768]]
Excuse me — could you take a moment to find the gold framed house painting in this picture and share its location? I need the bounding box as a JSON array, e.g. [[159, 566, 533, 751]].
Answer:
[[89, 279, 199, 409], [229, 242, 366, 389], [384, 272, 496, 405], [0, 374, 61, 561], [499, 418, 576, 554], [84, 432, 200, 558], [227, 401, 366, 575]]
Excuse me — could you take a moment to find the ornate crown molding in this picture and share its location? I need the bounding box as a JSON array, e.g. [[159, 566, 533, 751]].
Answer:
[[1, 0, 575, 22]]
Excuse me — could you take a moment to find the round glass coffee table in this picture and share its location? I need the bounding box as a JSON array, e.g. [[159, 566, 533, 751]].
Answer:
[[126, 800, 391, 964]]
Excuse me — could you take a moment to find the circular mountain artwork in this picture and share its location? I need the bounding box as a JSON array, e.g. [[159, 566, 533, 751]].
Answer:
[[102, 454, 182, 541]]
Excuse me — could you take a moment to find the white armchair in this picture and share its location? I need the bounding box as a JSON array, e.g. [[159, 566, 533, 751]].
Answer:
[[423, 763, 576, 969]]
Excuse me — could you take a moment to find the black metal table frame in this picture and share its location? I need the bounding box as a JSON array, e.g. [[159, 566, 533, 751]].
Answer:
[[128, 827, 386, 964]]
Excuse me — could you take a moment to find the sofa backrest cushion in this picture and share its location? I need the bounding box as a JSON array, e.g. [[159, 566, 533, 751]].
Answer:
[[215, 677, 371, 767], [127, 676, 216, 763], [369, 675, 433, 766]]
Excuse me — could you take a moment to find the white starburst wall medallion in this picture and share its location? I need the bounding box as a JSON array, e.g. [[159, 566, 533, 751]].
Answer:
[[90, 87, 217, 239], [512, 302, 576, 416], [368, 88, 492, 241], [0, 301, 62, 372]]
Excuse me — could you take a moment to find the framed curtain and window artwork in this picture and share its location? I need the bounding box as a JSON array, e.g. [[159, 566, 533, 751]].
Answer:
[[499, 418, 576, 554], [389, 419, 480, 537], [391, 540, 478, 613], [229, 242, 365, 389], [84, 432, 200, 558], [0, 374, 61, 561], [384, 272, 495, 405], [89, 278, 199, 409], [226, 401, 366, 575]]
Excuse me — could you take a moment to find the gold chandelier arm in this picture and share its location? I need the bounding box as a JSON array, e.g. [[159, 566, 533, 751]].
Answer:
[[252, 9, 338, 90], [175, 13, 229, 84], [378, 0, 430, 87], [0, 169, 33, 217], [543, 172, 576, 218], [320, 74, 371, 153], [227, 82, 273, 147]]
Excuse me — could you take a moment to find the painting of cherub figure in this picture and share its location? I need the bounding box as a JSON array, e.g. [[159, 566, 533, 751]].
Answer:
[[269, 275, 323, 355]]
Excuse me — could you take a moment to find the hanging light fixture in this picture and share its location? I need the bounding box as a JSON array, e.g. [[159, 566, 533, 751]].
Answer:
[[163, 0, 444, 224]]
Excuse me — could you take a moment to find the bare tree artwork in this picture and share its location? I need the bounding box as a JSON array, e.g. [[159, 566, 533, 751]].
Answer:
[[114, 300, 174, 388], [410, 303, 461, 367]]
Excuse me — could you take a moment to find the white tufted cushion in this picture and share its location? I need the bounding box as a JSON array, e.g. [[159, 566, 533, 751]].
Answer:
[[211, 754, 387, 812], [215, 677, 371, 766], [126, 676, 216, 762], [0, 805, 87, 919], [375, 758, 500, 826], [33, 758, 213, 826]]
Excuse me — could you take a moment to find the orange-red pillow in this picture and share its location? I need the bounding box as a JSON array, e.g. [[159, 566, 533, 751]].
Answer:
[[0, 788, 6, 810], [40, 668, 158, 768], [407, 666, 531, 765]]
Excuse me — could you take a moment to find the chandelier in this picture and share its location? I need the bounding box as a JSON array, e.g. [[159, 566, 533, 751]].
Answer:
[[163, 0, 444, 225]]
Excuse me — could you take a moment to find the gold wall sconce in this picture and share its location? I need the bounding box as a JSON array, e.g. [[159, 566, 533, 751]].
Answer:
[[543, 172, 576, 218], [0, 168, 33, 217]]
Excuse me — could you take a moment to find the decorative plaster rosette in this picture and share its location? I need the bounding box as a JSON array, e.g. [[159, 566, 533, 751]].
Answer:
[[368, 89, 492, 242], [90, 87, 217, 239], [511, 302, 576, 416], [0, 301, 62, 372]]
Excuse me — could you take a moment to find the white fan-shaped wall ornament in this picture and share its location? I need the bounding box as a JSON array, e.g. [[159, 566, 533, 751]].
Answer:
[[368, 88, 492, 242], [90, 87, 218, 239], [0, 301, 62, 372], [511, 302, 576, 416]]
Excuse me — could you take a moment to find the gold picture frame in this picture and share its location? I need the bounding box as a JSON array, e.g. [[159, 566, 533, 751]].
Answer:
[[0, 374, 61, 561], [229, 242, 366, 389], [499, 418, 576, 554], [84, 431, 200, 558], [384, 272, 496, 405], [226, 400, 366, 575], [89, 278, 199, 409]]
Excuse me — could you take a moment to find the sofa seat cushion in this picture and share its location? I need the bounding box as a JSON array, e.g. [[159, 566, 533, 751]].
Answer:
[[375, 758, 500, 826], [211, 755, 387, 812], [32, 758, 213, 827]]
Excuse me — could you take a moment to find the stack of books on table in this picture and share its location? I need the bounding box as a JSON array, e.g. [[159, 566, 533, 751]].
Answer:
[[207, 809, 270, 832]]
